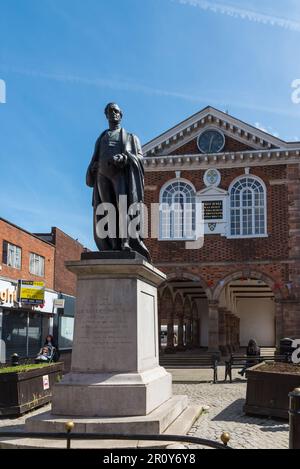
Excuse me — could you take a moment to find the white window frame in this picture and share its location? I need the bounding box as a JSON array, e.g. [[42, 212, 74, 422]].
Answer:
[[159, 179, 197, 241], [3, 241, 22, 269], [227, 175, 268, 239], [29, 252, 45, 277]]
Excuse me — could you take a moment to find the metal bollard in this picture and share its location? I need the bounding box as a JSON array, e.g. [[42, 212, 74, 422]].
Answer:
[[11, 353, 20, 366], [289, 387, 300, 449], [221, 432, 231, 447], [65, 421, 75, 449]]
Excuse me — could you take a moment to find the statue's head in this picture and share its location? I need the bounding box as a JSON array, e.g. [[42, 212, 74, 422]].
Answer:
[[104, 102, 123, 124]]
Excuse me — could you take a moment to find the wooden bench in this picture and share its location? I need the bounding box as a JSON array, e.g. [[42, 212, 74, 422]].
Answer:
[[159, 354, 220, 383], [224, 354, 287, 383]]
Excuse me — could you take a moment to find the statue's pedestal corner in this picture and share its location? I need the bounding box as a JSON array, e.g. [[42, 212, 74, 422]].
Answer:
[[26, 395, 190, 436]]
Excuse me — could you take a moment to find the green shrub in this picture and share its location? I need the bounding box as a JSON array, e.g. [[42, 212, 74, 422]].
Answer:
[[0, 363, 55, 374]]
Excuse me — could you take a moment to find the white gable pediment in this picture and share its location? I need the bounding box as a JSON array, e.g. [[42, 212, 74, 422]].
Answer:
[[143, 106, 290, 157], [197, 186, 228, 197]]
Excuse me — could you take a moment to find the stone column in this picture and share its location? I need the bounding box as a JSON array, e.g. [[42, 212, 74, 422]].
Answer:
[[192, 319, 199, 348], [218, 307, 227, 355], [177, 315, 185, 351], [224, 310, 231, 352], [165, 318, 175, 353], [231, 315, 238, 351], [229, 313, 235, 351], [185, 318, 192, 349], [208, 300, 219, 353]]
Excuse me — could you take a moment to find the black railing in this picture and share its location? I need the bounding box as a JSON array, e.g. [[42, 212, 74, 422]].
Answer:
[[0, 425, 232, 450]]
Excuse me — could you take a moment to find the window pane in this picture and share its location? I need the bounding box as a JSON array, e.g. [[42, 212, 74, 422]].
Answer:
[[230, 177, 266, 237], [4, 242, 22, 269], [29, 253, 45, 277], [160, 182, 195, 240]]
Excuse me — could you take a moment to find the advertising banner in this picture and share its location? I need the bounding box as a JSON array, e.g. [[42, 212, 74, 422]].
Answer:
[[18, 280, 45, 305]]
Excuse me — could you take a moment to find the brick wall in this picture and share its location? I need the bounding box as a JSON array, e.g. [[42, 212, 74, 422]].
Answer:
[[145, 165, 288, 265], [0, 219, 55, 289], [52, 227, 84, 296]]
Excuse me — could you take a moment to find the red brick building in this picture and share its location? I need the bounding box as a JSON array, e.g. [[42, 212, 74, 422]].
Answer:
[[0, 218, 55, 290], [35, 227, 84, 297], [0, 219, 84, 360], [142, 106, 300, 353]]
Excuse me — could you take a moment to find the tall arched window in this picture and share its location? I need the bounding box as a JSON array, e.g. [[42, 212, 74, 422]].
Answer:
[[160, 180, 196, 240], [230, 176, 267, 237]]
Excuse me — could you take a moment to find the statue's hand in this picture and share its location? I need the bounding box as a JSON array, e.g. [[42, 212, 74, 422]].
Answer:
[[113, 154, 127, 168]]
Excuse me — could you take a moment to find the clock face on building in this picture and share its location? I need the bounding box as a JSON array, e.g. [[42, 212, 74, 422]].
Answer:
[[197, 129, 225, 154]]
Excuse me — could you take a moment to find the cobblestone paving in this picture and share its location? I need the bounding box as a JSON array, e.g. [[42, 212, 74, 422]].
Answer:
[[173, 380, 289, 449], [0, 403, 51, 432], [0, 371, 289, 450]]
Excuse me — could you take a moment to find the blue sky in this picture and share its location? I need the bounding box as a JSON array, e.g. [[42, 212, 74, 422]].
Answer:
[[0, 0, 300, 249]]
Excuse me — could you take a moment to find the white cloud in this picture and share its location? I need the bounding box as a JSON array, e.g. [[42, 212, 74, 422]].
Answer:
[[1, 64, 300, 119], [176, 0, 300, 32], [255, 122, 280, 138]]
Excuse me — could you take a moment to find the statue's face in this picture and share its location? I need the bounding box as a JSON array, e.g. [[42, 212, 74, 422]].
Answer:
[[106, 104, 122, 123]]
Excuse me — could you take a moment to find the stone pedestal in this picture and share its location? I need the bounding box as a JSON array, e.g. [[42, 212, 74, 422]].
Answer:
[[26, 253, 193, 436]]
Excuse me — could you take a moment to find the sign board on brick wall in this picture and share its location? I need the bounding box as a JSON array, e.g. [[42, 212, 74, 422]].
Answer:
[[53, 298, 65, 309], [197, 186, 228, 236], [18, 280, 45, 305]]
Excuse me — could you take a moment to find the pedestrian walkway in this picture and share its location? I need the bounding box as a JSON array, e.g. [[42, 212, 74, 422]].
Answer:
[[173, 379, 289, 449]]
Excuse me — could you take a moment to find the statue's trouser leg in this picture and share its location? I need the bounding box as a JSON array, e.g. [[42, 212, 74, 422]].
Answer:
[[112, 174, 130, 250], [96, 174, 118, 250]]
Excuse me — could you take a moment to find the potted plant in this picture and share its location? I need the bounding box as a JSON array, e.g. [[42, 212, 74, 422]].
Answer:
[[0, 362, 63, 416], [244, 361, 300, 419]]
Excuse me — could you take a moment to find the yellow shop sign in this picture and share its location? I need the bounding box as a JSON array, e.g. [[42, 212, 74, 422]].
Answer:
[[18, 280, 45, 305]]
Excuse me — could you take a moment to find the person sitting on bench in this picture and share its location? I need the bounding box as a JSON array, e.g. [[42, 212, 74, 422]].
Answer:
[[238, 339, 260, 377]]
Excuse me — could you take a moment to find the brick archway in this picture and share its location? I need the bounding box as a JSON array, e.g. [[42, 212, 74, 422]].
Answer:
[[165, 272, 212, 301], [212, 270, 284, 302], [212, 270, 282, 348]]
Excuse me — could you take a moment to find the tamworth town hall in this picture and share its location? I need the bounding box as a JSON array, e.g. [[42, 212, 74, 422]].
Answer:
[[142, 106, 300, 354]]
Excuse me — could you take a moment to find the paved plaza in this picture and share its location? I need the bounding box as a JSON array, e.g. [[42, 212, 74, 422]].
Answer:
[[172, 368, 289, 450], [0, 368, 289, 449]]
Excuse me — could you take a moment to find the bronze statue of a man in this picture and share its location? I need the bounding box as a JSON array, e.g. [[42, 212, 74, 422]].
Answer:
[[86, 103, 151, 262]]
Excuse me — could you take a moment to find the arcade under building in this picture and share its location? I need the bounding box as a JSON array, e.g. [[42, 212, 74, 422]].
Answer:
[[143, 106, 300, 353]]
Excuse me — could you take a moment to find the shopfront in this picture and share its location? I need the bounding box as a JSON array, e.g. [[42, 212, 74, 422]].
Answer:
[[0, 279, 56, 362]]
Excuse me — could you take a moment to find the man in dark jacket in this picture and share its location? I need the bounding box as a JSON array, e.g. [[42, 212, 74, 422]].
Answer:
[[86, 103, 150, 262]]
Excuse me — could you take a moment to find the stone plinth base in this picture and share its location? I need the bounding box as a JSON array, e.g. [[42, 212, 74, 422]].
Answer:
[[51, 367, 172, 417], [26, 395, 188, 435]]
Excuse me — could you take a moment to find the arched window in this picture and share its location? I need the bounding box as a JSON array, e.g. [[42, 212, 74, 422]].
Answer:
[[230, 176, 267, 237], [160, 180, 196, 240]]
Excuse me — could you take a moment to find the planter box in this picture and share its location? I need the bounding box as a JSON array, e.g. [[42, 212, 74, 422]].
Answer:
[[244, 362, 300, 419], [0, 363, 64, 416]]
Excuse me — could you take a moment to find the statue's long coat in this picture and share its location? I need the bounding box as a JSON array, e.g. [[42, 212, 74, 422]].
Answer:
[[86, 128, 151, 261]]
